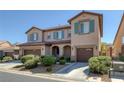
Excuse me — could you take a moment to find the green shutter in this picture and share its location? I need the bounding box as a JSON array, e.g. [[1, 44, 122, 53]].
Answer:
[[81, 23, 84, 33], [74, 22, 79, 33], [53, 32, 56, 39], [56, 32, 58, 39], [62, 31, 64, 39], [31, 34, 33, 41], [89, 20, 95, 32]]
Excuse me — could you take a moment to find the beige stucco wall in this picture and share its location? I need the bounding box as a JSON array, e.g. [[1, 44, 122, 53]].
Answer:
[[70, 13, 101, 61], [27, 28, 43, 42], [113, 16, 124, 57], [43, 28, 71, 42], [49, 43, 71, 56], [19, 45, 46, 56], [20, 43, 71, 57]]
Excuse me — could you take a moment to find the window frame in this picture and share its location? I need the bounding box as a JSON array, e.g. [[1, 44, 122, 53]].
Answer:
[[53, 31, 64, 40], [79, 19, 90, 34], [28, 32, 38, 42]]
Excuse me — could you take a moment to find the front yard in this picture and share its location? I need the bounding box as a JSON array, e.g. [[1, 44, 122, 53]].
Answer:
[[10, 55, 71, 74], [12, 63, 68, 74], [1, 55, 124, 82]]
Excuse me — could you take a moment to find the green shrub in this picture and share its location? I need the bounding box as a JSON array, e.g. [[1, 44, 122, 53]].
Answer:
[[34, 56, 40, 63], [59, 56, 65, 60], [24, 59, 38, 69], [99, 64, 109, 74], [65, 57, 70, 62], [20, 55, 35, 64], [2, 56, 13, 62], [0, 57, 3, 63], [89, 57, 100, 73], [0, 57, 3, 60], [59, 59, 66, 65], [42, 56, 56, 66], [97, 56, 111, 66], [40, 56, 45, 63], [119, 55, 124, 62], [89, 56, 112, 74]]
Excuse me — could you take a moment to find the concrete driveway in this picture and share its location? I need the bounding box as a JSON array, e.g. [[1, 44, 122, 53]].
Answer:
[[53, 62, 89, 81], [0, 60, 22, 69]]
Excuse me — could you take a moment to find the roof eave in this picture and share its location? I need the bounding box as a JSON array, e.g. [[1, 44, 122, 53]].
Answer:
[[25, 27, 43, 34], [113, 14, 124, 45]]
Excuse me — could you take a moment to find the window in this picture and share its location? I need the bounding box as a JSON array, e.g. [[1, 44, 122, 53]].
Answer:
[[74, 19, 95, 34], [53, 32, 58, 39], [53, 31, 64, 40], [28, 33, 38, 41], [83, 21, 90, 33], [33, 33, 38, 41], [122, 36, 124, 44], [67, 30, 71, 37], [47, 33, 51, 39], [58, 31, 64, 39]]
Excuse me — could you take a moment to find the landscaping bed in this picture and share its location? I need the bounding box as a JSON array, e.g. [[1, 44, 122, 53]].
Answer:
[[0, 56, 13, 63], [12, 54, 69, 74], [88, 56, 112, 82], [12, 63, 68, 74]]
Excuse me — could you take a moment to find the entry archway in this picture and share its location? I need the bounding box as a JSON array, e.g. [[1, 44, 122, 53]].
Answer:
[[52, 46, 59, 57], [63, 45, 71, 57]]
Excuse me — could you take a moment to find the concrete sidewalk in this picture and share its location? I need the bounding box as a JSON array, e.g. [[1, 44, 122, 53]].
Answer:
[[0, 60, 22, 69]]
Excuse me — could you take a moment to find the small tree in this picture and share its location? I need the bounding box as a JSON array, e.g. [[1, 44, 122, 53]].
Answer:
[[101, 42, 108, 56]]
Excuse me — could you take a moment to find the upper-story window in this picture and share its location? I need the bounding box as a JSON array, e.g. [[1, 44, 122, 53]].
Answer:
[[28, 33, 38, 41], [53, 31, 64, 40], [74, 19, 95, 34], [47, 33, 51, 40], [67, 30, 71, 38]]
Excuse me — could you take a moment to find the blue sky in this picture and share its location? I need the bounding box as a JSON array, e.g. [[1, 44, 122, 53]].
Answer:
[[0, 10, 123, 44]]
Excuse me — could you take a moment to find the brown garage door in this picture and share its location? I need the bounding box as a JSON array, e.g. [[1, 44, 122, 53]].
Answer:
[[24, 49, 41, 56], [77, 48, 93, 62]]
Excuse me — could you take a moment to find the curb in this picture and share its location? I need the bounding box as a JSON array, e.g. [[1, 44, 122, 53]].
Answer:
[[0, 69, 83, 82]]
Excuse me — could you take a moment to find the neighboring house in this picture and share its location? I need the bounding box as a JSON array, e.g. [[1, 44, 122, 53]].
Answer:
[[113, 14, 124, 57], [106, 44, 113, 57], [0, 41, 20, 58], [19, 11, 103, 62]]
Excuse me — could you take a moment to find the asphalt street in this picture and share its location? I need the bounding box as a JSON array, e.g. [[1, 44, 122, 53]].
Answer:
[[0, 71, 60, 82]]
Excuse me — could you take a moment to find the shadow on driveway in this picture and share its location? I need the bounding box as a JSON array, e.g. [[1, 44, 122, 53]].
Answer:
[[55, 63, 89, 75]]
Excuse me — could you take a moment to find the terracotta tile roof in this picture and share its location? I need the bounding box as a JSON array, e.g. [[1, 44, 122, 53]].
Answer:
[[0, 40, 12, 45], [25, 25, 71, 34], [43, 25, 71, 31], [18, 42, 44, 46], [45, 40, 71, 44], [18, 40, 71, 46]]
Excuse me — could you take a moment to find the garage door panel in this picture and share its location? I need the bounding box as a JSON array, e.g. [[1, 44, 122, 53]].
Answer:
[[77, 48, 93, 62], [24, 49, 41, 56]]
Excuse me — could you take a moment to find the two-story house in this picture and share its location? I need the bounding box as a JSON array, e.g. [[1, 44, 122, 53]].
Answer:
[[19, 11, 103, 62], [113, 14, 124, 57], [0, 41, 20, 58]]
